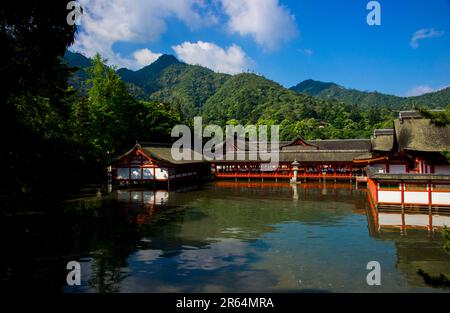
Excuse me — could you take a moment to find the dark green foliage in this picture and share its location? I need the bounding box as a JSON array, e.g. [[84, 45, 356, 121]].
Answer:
[[411, 88, 450, 109], [442, 151, 450, 162], [69, 54, 181, 163], [417, 269, 450, 289], [1, 1, 80, 211], [201, 73, 394, 140], [1, 4, 180, 213], [416, 105, 450, 126], [62, 50, 92, 94], [416, 226, 450, 288], [444, 226, 450, 253], [290, 79, 338, 95]]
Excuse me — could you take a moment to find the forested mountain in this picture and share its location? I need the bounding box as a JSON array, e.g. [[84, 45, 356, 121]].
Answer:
[[63, 51, 448, 140], [290, 79, 450, 109], [117, 54, 230, 120], [203, 73, 321, 125], [63, 50, 92, 93], [66, 51, 232, 120], [200, 73, 390, 140]]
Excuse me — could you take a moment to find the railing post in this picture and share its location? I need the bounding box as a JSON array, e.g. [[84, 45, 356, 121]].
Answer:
[[428, 180, 433, 232]]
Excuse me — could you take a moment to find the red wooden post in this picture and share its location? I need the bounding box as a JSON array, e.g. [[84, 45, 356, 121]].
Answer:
[[375, 181, 379, 204], [428, 180, 433, 231], [401, 208, 406, 231]]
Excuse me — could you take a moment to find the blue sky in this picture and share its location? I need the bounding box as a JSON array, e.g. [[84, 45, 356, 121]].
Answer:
[[73, 0, 450, 96]]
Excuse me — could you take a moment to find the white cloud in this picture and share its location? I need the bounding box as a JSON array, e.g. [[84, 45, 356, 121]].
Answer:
[[406, 85, 435, 96], [410, 28, 444, 48], [299, 48, 313, 57], [221, 0, 298, 52], [406, 84, 449, 97], [72, 0, 217, 69], [132, 49, 162, 68], [172, 41, 252, 74]]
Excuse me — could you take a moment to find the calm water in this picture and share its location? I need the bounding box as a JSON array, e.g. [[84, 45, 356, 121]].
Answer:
[[1, 182, 449, 292]]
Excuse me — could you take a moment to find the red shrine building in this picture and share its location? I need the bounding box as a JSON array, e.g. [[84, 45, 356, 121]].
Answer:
[[112, 143, 206, 186], [360, 111, 450, 210], [210, 137, 370, 181], [112, 111, 450, 209]]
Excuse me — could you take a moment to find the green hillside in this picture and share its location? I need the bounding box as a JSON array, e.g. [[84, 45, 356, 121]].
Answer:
[[202, 73, 317, 125], [290, 79, 449, 109], [63, 52, 448, 140], [63, 51, 92, 93], [117, 54, 230, 120], [202, 73, 393, 140]]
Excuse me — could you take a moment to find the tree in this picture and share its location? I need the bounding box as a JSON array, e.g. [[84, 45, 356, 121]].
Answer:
[[1, 1, 78, 210], [71, 54, 181, 164]]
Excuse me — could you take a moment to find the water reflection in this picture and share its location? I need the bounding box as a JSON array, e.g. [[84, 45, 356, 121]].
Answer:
[[76, 183, 449, 292], [2, 182, 449, 292], [367, 201, 450, 232]]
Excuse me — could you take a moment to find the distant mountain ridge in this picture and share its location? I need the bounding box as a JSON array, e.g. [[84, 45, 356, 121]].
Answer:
[[290, 79, 450, 109], [290, 79, 340, 95], [63, 51, 449, 134]]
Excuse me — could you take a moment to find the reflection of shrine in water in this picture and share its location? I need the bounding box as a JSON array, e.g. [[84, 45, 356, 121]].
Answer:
[[365, 191, 450, 287], [80, 182, 450, 292], [366, 192, 450, 234], [375, 229, 450, 288], [116, 186, 198, 224]]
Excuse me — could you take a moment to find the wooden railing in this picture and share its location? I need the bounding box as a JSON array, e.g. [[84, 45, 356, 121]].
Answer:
[[215, 172, 354, 179], [216, 172, 292, 178]]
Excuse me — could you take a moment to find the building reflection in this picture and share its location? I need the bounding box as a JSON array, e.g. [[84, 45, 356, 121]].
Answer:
[[365, 192, 450, 288], [116, 186, 199, 225], [106, 184, 450, 291], [117, 190, 168, 224], [366, 192, 450, 233]]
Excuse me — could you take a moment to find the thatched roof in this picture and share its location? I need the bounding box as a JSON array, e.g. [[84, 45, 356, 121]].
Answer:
[[309, 139, 371, 151], [141, 145, 204, 165], [373, 129, 394, 136], [371, 129, 394, 152], [116, 143, 204, 165], [218, 150, 368, 163], [394, 118, 450, 152], [280, 151, 369, 162], [280, 137, 371, 151], [115, 136, 374, 165], [399, 110, 445, 121]]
